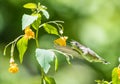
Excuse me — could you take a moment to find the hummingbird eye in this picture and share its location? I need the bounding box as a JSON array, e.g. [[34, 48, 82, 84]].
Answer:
[[75, 42, 79, 46], [70, 41, 80, 48], [72, 41, 79, 46]]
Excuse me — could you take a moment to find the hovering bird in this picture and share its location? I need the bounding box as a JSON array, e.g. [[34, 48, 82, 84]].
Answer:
[[54, 40, 109, 64], [70, 40, 109, 64]]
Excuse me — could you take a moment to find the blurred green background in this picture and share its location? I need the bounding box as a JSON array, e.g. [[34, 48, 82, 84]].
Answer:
[[0, 0, 120, 84]]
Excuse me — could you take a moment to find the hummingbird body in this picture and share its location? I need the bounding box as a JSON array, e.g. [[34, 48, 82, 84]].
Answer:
[[70, 40, 109, 64]]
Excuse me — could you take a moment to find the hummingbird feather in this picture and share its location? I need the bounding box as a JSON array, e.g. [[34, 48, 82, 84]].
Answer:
[[54, 45, 83, 59]]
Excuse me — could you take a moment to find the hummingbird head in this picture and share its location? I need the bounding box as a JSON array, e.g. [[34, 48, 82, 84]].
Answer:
[[70, 40, 83, 47]]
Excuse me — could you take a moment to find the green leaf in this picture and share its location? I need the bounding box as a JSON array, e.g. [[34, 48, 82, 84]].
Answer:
[[44, 76, 56, 84], [17, 37, 28, 63], [43, 23, 59, 35], [22, 14, 38, 30], [55, 56, 58, 71], [23, 3, 37, 9], [32, 14, 41, 30], [41, 10, 49, 19], [112, 67, 120, 84], [35, 48, 55, 73]]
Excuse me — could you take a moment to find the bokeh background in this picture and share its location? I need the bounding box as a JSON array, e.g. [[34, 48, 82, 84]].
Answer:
[[0, 0, 120, 84]]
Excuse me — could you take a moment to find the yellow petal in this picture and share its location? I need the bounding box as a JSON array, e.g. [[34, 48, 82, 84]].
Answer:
[[9, 63, 19, 73], [54, 36, 68, 46], [118, 68, 120, 79], [24, 26, 35, 39]]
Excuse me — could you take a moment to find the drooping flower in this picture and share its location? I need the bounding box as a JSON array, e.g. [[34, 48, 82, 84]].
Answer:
[[8, 57, 19, 73], [54, 36, 68, 46], [24, 26, 35, 39], [9, 63, 19, 73]]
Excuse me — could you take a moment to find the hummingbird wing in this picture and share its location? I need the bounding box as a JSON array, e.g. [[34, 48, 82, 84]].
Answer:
[[70, 40, 110, 64], [54, 45, 83, 59]]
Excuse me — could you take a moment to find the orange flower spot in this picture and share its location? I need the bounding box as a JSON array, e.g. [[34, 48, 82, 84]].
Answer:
[[24, 26, 35, 39], [54, 36, 68, 46], [8, 63, 19, 73], [117, 68, 120, 79]]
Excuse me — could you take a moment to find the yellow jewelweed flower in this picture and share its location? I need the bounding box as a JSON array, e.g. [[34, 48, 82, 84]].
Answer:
[[117, 68, 120, 79], [24, 26, 35, 39], [54, 36, 68, 46], [9, 63, 19, 73]]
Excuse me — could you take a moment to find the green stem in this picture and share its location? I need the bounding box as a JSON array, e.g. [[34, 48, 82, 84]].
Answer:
[[35, 29, 46, 84], [40, 67, 46, 84], [46, 20, 64, 24], [35, 30, 39, 48], [10, 44, 14, 57], [109, 81, 112, 84], [3, 35, 23, 56]]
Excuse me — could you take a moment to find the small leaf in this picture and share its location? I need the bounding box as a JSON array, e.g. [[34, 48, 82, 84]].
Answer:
[[55, 56, 58, 71], [35, 48, 55, 73], [41, 10, 49, 19], [32, 14, 41, 30], [23, 3, 37, 9], [43, 23, 59, 35], [44, 76, 56, 84], [112, 67, 120, 84], [22, 14, 38, 30], [17, 37, 28, 63]]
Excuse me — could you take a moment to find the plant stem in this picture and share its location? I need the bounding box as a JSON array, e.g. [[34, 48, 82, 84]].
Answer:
[[35, 29, 46, 84], [47, 20, 64, 23], [109, 81, 112, 84], [3, 35, 23, 56], [35, 30, 39, 48]]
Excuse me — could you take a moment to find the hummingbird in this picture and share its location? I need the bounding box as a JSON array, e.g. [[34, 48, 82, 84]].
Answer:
[[55, 40, 109, 64], [70, 40, 110, 64]]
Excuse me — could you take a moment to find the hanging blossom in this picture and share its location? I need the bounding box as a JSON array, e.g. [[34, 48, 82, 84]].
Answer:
[[54, 36, 68, 46], [8, 57, 19, 73], [24, 26, 35, 39], [117, 68, 120, 79]]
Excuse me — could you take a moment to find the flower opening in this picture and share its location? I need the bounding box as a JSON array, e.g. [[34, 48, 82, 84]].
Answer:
[[9, 63, 19, 73], [54, 36, 68, 46]]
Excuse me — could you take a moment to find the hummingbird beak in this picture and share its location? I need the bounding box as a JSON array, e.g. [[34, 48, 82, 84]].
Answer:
[[102, 60, 110, 64]]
